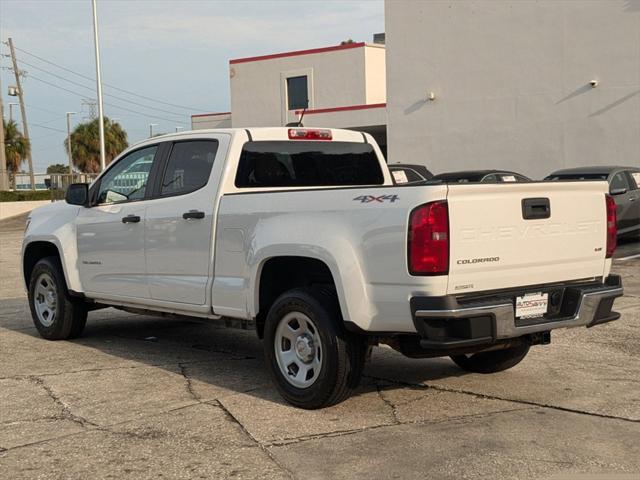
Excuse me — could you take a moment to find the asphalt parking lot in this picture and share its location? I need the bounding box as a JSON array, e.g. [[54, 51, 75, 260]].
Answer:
[[1, 213, 639, 480]]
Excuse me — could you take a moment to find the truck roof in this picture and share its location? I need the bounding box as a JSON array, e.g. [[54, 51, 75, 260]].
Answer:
[[131, 127, 368, 147]]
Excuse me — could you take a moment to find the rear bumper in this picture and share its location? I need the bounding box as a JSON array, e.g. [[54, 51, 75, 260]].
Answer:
[[410, 275, 623, 349]]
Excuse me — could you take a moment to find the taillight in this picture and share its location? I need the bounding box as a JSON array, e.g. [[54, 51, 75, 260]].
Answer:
[[408, 201, 449, 275], [288, 128, 332, 140], [605, 194, 617, 258]]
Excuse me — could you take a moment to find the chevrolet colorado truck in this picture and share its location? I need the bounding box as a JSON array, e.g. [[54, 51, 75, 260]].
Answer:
[[22, 127, 623, 409]]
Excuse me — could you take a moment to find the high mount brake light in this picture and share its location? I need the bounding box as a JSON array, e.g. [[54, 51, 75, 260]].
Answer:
[[288, 129, 332, 140], [605, 194, 617, 258], [408, 201, 449, 275]]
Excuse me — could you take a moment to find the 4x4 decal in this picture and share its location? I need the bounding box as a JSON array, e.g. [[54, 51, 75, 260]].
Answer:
[[353, 194, 399, 203]]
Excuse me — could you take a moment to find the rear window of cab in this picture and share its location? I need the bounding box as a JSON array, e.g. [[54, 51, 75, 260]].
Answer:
[[235, 141, 384, 188]]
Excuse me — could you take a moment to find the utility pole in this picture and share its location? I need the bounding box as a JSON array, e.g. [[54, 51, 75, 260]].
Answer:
[[92, 0, 106, 171], [0, 51, 9, 191], [66, 112, 76, 177], [7, 38, 35, 190]]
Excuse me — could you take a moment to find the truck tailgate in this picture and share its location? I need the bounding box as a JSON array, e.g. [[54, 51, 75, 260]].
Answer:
[[446, 181, 609, 295]]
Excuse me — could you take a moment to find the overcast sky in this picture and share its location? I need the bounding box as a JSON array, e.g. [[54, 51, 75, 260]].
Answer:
[[0, 0, 384, 172]]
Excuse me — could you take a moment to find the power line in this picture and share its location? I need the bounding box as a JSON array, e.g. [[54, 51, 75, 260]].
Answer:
[[16, 58, 188, 118], [25, 73, 188, 125], [33, 115, 67, 126], [31, 123, 66, 133], [30, 131, 63, 141], [13, 45, 205, 112], [25, 103, 63, 116]]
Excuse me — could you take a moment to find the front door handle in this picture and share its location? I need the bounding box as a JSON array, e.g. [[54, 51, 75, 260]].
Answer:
[[122, 214, 141, 224], [182, 210, 205, 220]]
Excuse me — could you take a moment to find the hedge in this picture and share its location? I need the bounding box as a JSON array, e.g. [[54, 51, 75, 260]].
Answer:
[[0, 190, 52, 202]]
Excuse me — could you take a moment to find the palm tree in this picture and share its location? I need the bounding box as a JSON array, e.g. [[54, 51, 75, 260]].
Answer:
[[3, 120, 31, 189], [64, 117, 128, 173]]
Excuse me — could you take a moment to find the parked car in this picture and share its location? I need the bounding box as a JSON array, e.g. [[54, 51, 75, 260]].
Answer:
[[388, 163, 433, 185], [433, 170, 531, 183], [545, 166, 640, 238], [22, 128, 622, 409]]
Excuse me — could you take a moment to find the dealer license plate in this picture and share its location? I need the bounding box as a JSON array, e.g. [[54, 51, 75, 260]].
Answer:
[[515, 292, 548, 319]]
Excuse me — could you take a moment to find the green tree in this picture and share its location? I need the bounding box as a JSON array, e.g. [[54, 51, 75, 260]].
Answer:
[[3, 119, 31, 189], [64, 117, 128, 173], [46, 163, 69, 174]]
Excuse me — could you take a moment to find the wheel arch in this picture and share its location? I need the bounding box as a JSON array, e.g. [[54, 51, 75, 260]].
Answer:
[[252, 255, 348, 339], [22, 240, 68, 292]]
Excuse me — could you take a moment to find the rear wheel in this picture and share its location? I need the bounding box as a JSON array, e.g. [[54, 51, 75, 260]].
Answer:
[[28, 257, 87, 340], [264, 287, 366, 409], [450, 343, 530, 374]]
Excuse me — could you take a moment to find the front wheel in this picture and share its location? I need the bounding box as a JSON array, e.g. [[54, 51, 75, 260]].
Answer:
[[450, 343, 530, 374], [28, 257, 87, 340], [264, 287, 366, 409]]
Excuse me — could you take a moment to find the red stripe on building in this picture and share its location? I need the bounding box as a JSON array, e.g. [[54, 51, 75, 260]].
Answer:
[[230, 42, 366, 65], [294, 103, 386, 116], [191, 112, 231, 118]]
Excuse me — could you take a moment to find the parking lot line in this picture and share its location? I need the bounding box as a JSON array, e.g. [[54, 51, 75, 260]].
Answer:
[[616, 253, 640, 261]]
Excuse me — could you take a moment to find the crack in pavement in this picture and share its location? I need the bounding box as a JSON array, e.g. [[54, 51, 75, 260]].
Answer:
[[1, 416, 71, 427], [216, 398, 297, 480], [178, 363, 201, 402], [363, 374, 640, 424], [0, 400, 205, 454], [0, 357, 245, 381], [25, 376, 99, 429], [263, 406, 533, 448], [376, 384, 400, 425]]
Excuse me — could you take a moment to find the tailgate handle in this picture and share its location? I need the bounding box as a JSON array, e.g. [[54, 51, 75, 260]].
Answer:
[[522, 197, 550, 220]]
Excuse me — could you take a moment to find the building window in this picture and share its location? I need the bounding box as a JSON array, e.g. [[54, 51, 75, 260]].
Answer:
[[287, 76, 308, 110]]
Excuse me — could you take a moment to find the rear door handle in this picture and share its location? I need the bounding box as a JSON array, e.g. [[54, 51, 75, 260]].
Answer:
[[182, 210, 205, 220], [122, 214, 141, 224]]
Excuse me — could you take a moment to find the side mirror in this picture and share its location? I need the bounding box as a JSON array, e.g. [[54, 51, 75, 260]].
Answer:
[[65, 183, 89, 206], [609, 187, 627, 196]]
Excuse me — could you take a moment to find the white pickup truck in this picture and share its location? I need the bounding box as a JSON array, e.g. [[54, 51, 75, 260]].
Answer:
[[22, 127, 623, 408]]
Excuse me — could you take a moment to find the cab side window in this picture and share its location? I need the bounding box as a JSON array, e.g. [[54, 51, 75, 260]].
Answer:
[[96, 146, 157, 204], [482, 174, 498, 183], [625, 171, 640, 190], [160, 140, 219, 196], [609, 172, 630, 192]]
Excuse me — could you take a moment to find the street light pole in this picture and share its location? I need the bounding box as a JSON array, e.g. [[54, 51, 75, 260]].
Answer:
[[66, 112, 76, 177], [149, 123, 158, 137], [92, 0, 106, 171], [8, 103, 19, 123]]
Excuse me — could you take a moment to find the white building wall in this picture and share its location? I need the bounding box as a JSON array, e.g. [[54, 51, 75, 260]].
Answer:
[[364, 45, 386, 104], [385, 0, 640, 178], [191, 113, 232, 130], [230, 44, 378, 127]]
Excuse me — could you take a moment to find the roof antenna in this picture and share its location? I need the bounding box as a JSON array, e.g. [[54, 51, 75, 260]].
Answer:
[[297, 102, 307, 127], [286, 100, 307, 127]]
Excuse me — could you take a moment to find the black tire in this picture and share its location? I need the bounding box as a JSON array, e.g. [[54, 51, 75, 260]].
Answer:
[[28, 256, 87, 340], [263, 287, 366, 409], [450, 343, 530, 374]]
